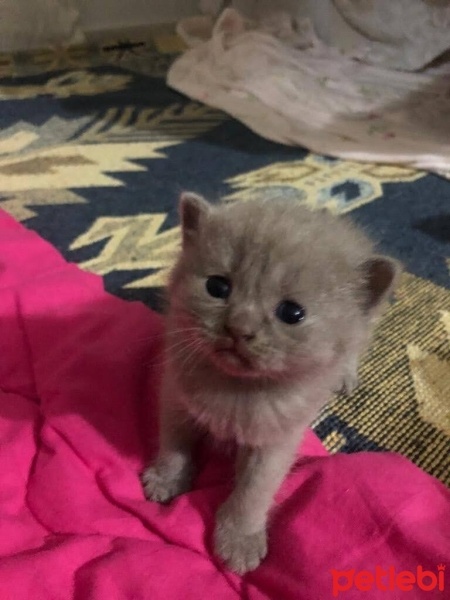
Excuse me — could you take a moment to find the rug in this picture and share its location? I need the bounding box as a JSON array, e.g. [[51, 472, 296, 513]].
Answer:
[[0, 31, 449, 488]]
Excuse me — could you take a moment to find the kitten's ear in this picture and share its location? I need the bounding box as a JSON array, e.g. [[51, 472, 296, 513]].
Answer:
[[179, 192, 210, 246], [361, 255, 401, 313]]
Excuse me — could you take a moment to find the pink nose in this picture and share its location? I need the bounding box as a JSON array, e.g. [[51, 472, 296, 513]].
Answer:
[[224, 324, 255, 342]]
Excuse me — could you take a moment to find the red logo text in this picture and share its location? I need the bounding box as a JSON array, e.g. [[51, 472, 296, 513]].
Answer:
[[331, 564, 445, 596]]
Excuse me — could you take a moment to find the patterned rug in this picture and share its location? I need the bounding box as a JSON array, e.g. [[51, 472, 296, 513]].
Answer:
[[1, 31, 449, 486]]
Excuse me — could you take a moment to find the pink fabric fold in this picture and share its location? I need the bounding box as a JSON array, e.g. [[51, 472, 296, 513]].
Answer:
[[0, 209, 448, 599]]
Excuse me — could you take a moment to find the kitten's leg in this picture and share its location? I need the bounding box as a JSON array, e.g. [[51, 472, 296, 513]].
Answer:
[[340, 353, 359, 395], [339, 331, 372, 395], [141, 399, 198, 503], [214, 432, 300, 574]]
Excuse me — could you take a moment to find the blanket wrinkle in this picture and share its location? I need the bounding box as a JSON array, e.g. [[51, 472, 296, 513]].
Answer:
[[0, 384, 40, 403], [91, 471, 172, 542], [12, 292, 37, 399]]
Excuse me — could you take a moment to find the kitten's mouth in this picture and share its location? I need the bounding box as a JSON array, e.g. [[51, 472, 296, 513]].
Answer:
[[216, 348, 252, 367], [211, 341, 256, 375]]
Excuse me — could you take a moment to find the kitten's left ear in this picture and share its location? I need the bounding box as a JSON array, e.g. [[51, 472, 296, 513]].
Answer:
[[179, 192, 210, 247], [361, 255, 402, 313]]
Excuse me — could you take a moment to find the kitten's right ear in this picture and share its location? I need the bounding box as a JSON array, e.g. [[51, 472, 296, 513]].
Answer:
[[179, 192, 210, 246]]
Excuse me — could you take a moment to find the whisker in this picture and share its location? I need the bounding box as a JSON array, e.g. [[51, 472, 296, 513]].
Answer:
[[164, 335, 203, 355], [146, 335, 207, 369], [178, 339, 208, 373], [135, 326, 203, 344]]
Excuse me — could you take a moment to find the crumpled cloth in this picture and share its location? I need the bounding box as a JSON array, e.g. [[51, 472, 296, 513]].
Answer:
[[169, 8, 450, 177], [0, 207, 449, 599], [201, 0, 450, 72]]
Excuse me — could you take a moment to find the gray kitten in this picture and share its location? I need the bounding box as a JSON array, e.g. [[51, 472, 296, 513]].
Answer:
[[142, 192, 400, 574]]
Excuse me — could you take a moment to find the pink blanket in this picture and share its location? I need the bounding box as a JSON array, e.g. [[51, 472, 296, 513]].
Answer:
[[1, 209, 448, 600]]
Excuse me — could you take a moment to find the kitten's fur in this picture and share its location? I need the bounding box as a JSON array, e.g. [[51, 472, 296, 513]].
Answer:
[[142, 193, 400, 574]]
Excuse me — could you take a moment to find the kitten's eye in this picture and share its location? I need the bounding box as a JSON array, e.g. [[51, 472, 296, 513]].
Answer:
[[275, 300, 306, 325], [206, 275, 232, 299]]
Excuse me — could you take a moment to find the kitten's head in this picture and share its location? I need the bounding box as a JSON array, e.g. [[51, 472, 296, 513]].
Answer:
[[168, 192, 400, 381]]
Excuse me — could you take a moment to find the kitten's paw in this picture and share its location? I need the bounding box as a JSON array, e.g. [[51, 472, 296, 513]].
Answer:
[[341, 372, 359, 395], [335, 369, 359, 395], [141, 465, 192, 503], [214, 509, 267, 574]]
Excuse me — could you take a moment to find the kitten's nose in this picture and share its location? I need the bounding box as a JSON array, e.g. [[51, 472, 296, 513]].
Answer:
[[224, 324, 255, 343]]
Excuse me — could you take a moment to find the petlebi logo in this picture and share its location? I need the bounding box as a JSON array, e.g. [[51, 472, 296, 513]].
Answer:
[[331, 564, 445, 596]]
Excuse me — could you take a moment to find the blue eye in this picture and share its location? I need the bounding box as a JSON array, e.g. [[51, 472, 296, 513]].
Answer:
[[206, 275, 232, 299], [275, 300, 306, 325]]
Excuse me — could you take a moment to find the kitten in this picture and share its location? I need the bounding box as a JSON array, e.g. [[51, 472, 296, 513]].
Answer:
[[142, 192, 400, 574]]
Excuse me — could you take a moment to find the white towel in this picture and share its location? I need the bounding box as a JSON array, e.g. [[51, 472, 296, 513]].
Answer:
[[168, 8, 450, 176]]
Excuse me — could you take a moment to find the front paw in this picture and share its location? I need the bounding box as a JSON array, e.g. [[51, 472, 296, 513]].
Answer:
[[214, 507, 268, 574], [336, 369, 359, 395], [141, 463, 193, 503], [341, 371, 359, 395]]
